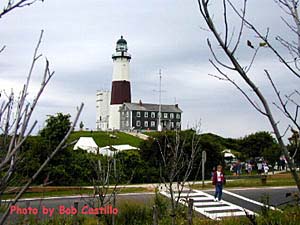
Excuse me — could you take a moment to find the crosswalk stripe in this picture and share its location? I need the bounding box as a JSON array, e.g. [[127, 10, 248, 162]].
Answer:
[[160, 189, 256, 220], [203, 205, 242, 212], [194, 202, 222, 206]]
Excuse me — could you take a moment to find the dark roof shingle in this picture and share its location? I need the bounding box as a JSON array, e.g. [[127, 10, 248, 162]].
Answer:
[[123, 102, 182, 113]]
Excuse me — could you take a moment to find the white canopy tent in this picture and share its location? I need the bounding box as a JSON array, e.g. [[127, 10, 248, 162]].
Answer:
[[73, 137, 138, 156], [99, 144, 139, 156], [222, 149, 236, 158], [73, 137, 99, 154]]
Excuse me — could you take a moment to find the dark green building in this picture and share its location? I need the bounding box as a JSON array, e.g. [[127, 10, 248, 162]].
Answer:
[[119, 101, 182, 131]]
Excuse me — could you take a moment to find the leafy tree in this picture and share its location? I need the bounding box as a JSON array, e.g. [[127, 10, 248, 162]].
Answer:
[[116, 150, 144, 183], [262, 144, 281, 167], [38, 113, 72, 185], [240, 131, 278, 159], [139, 130, 223, 181], [198, 134, 224, 176], [40, 113, 71, 147]]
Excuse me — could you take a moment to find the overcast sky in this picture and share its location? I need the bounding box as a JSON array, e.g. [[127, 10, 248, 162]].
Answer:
[[0, 0, 299, 139]]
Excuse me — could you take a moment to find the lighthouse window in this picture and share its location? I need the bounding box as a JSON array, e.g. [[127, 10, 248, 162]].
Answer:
[[151, 112, 155, 118], [144, 112, 148, 118], [136, 120, 141, 127], [136, 111, 141, 117], [144, 121, 148, 127]]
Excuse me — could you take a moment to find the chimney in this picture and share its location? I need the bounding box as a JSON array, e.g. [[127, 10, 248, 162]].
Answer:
[[139, 99, 143, 106], [175, 104, 178, 108]]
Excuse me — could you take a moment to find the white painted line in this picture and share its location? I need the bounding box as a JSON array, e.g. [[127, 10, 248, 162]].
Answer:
[[189, 197, 214, 201], [222, 190, 280, 211], [204, 205, 242, 212], [212, 211, 247, 218], [174, 192, 205, 197], [227, 186, 297, 191], [161, 189, 256, 220], [194, 202, 225, 207]]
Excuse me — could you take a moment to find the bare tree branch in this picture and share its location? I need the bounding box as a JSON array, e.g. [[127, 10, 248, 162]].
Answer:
[[209, 59, 267, 115], [0, 103, 84, 225], [0, 0, 42, 19], [227, 0, 300, 79], [265, 69, 300, 131], [197, 0, 300, 192], [0, 45, 5, 53]]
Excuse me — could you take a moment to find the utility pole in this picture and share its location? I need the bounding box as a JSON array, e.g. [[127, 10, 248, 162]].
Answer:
[[202, 151, 206, 188]]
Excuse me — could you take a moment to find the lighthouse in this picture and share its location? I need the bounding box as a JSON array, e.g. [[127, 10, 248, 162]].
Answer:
[[108, 36, 132, 130]]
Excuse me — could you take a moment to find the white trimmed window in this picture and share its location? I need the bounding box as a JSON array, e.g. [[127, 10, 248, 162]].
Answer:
[[164, 113, 168, 119], [170, 113, 174, 119], [144, 112, 148, 118], [136, 120, 141, 127], [151, 121, 155, 127], [151, 112, 155, 118], [171, 122, 174, 128], [137, 111, 141, 117], [176, 113, 180, 119], [144, 121, 148, 127]]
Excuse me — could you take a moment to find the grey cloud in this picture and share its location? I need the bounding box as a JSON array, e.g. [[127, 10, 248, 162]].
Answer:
[[0, 0, 298, 138]]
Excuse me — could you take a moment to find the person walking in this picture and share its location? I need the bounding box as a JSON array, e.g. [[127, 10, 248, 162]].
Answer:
[[212, 165, 226, 202], [247, 163, 253, 175]]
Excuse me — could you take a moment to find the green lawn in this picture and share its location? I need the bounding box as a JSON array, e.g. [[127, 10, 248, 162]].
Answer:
[[69, 131, 143, 148], [191, 172, 300, 189]]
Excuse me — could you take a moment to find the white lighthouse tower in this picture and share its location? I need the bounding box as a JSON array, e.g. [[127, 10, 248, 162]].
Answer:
[[108, 36, 132, 130]]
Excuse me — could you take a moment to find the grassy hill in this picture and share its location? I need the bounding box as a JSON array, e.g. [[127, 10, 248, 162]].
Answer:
[[69, 131, 143, 148]]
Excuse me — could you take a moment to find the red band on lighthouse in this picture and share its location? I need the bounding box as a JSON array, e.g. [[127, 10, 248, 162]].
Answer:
[[110, 80, 131, 104]]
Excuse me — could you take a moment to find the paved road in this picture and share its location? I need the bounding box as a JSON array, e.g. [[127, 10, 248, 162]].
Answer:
[[203, 186, 298, 212], [2, 186, 299, 223]]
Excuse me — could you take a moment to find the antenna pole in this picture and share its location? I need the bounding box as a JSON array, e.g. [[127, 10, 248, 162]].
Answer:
[[158, 69, 162, 132]]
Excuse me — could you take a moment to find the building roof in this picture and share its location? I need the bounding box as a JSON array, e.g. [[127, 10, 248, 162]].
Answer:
[[116, 35, 127, 45], [123, 102, 182, 113]]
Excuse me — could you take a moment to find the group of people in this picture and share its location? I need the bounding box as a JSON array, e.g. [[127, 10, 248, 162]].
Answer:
[[230, 160, 242, 175], [257, 161, 270, 174], [230, 160, 270, 175]]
